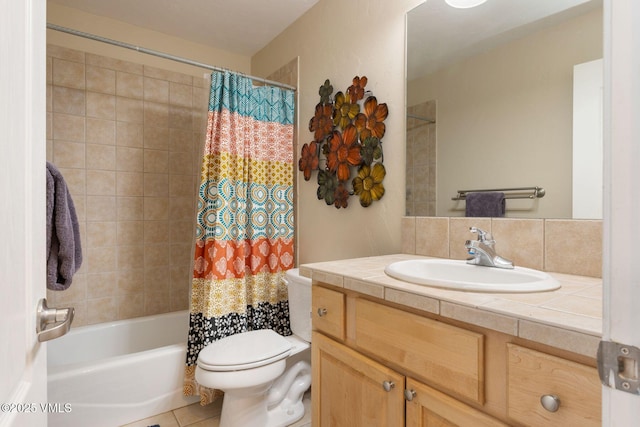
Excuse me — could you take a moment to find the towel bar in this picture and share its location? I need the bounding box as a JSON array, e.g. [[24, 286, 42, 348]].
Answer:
[[452, 186, 545, 201]]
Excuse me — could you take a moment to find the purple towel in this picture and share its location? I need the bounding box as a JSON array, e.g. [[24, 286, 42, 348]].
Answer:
[[465, 192, 505, 217], [46, 162, 82, 290]]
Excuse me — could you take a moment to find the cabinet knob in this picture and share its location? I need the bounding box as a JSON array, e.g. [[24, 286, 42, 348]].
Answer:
[[540, 394, 561, 412], [404, 389, 417, 401], [317, 308, 328, 317], [382, 381, 395, 392]]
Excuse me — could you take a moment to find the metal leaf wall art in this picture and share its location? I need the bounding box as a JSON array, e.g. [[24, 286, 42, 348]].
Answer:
[[299, 76, 388, 209]]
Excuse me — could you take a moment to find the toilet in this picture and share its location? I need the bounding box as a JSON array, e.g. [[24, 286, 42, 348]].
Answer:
[[195, 268, 312, 427]]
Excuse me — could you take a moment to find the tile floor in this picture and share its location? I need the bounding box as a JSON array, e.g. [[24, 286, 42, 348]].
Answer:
[[120, 392, 311, 427]]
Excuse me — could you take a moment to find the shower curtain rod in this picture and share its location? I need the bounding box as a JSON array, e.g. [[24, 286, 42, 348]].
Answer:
[[47, 23, 296, 91], [406, 114, 435, 123]]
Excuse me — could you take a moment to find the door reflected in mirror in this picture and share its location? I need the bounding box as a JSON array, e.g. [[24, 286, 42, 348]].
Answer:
[[406, 0, 603, 218]]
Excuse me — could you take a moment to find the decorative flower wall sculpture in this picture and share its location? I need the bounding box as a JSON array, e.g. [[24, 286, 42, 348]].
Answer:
[[299, 76, 388, 208]]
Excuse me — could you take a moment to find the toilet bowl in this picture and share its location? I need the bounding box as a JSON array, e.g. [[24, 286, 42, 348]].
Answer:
[[195, 269, 312, 427]]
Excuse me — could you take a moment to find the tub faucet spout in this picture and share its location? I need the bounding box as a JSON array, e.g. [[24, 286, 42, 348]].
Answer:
[[465, 227, 514, 269]]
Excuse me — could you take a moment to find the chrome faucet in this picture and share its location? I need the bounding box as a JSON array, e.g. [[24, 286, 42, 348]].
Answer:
[[465, 227, 514, 269]]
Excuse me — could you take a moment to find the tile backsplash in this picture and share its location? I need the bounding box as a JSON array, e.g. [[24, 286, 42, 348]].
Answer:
[[402, 216, 602, 278]]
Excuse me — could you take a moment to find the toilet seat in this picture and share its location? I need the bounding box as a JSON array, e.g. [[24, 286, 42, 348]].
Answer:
[[197, 329, 292, 372]]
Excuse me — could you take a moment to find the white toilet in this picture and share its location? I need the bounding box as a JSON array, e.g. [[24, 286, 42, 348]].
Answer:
[[195, 268, 312, 427]]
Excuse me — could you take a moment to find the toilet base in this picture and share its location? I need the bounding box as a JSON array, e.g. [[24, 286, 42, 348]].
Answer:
[[267, 399, 306, 427], [219, 393, 305, 427], [218, 360, 311, 427]]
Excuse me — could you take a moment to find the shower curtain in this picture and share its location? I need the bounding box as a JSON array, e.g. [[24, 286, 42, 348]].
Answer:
[[184, 70, 295, 404]]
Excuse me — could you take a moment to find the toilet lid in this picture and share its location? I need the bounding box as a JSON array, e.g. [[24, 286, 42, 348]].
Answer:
[[197, 329, 292, 371]]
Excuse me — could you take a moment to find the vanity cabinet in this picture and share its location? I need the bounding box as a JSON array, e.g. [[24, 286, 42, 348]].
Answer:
[[352, 298, 484, 404], [406, 378, 508, 427], [311, 285, 345, 341], [312, 332, 405, 427], [311, 283, 601, 427], [507, 344, 601, 426]]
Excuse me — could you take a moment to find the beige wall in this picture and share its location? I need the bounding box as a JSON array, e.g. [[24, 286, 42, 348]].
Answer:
[[47, 3, 251, 78], [253, 0, 424, 264], [408, 8, 602, 219]]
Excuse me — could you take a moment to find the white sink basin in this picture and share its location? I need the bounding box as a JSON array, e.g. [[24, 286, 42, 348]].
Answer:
[[384, 259, 560, 293]]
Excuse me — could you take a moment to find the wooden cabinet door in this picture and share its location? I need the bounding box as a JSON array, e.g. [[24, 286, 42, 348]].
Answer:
[[507, 344, 601, 427], [405, 378, 508, 427], [312, 332, 405, 427]]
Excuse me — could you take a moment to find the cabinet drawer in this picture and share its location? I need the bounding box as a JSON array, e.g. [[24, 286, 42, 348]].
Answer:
[[507, 343, 601, 426], [353, 298, 484, 404], [406, 378, 508, 427], [312, 286, 345, 341]]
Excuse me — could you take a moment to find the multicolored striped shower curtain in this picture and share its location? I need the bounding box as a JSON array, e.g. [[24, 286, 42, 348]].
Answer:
[[184, 71, 295, 404]]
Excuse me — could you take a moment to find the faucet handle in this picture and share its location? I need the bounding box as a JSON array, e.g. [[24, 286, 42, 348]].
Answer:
[[469, 227, 494, 243]]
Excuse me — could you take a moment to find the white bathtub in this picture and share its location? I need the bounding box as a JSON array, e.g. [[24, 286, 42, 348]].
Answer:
[[47, 310, 199, 427]]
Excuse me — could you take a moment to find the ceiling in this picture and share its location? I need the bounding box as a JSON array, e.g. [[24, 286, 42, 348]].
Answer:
[[407, 0, 602, 80], [48, 0, 320, 56]]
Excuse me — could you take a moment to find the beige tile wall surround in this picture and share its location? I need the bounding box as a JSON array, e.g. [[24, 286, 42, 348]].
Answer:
[[415, 216, 449, 258], [401, 217, 417, 255], [46, 44, 208, 327], [47, 46, 299, 327], [545, 219, 602, 277], [449, 217, 491, 260], [406, 100, 436, 217], [403, 216, 602, 278], [493, 218, 545, 271]]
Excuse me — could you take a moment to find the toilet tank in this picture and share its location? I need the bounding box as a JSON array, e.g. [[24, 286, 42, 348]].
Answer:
[[284, 268, 311, 342]]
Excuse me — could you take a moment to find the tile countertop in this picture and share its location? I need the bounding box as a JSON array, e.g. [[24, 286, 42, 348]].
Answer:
[[300, 254, 603, 359]]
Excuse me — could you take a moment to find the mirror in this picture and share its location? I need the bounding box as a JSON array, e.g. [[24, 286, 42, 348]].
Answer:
[[406, 0, 603, 218]]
